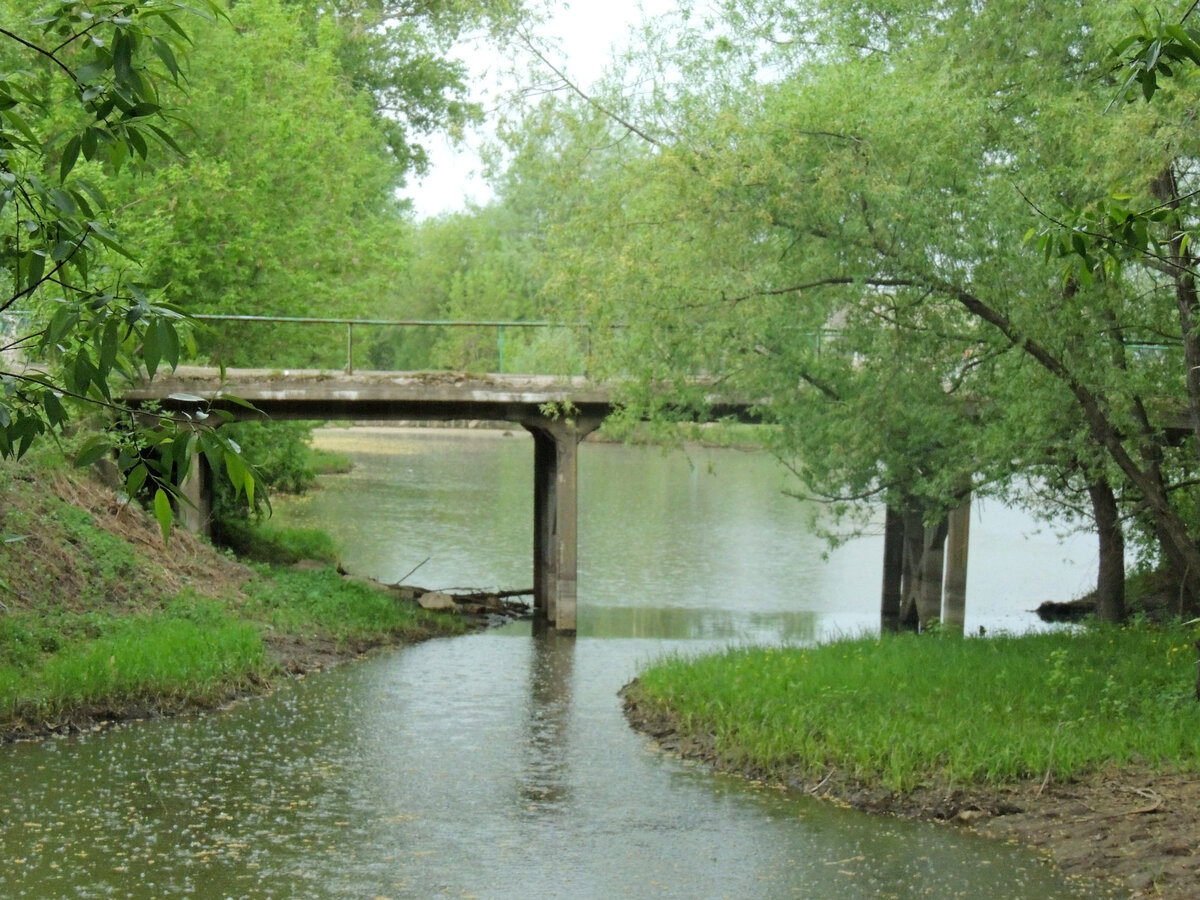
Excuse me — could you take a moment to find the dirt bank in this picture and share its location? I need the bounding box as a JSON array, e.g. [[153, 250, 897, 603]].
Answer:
[[623, 685, 1200, 899]]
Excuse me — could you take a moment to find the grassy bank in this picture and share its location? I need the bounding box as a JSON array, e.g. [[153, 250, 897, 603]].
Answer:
[[0, 453, 462, 740], [626, 626, 1200, 792]]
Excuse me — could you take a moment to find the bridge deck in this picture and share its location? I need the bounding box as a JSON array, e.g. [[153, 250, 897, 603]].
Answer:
[[123, 367, 617, 423]]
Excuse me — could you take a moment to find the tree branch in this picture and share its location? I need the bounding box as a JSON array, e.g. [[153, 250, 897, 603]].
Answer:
[[516, 30, 668, 150]]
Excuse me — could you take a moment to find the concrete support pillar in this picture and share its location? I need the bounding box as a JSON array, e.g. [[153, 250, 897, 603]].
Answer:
[[531, 430, 556, 622], [180, 452, 214, 539], [942, 494, 971, 635], [523, 416, 603, 634]]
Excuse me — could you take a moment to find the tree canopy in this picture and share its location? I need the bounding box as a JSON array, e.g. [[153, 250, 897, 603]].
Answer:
[[0, 0, 535, 536], [415, 0, 1200, 623]]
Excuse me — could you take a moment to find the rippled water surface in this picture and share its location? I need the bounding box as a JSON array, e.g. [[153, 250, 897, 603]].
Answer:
[[0, 428, 1104, 898]]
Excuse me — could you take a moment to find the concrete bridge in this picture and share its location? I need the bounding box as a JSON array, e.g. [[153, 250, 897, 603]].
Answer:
[[124, 365, 973, 636], [124, 367, 634, 634]]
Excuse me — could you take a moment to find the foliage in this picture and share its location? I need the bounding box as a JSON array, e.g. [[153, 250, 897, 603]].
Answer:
[[631, 625, 1200, 791], [468, 0, 1200, 614], [0, 0, 256, 540], [108, 0, 414, 365]]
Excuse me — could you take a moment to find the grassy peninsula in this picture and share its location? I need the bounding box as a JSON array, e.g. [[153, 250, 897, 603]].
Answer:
[[624, 626, 1200, 897], [0, 452, 463, 741], [626, 628, 1200, 791]]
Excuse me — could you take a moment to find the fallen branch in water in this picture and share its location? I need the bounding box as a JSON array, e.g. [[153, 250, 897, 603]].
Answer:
[[444, 587, 533, 602]]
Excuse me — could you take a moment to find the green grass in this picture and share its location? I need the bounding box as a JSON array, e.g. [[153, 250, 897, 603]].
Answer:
[[242, 565, 465, 644], [0, 600, 269, 724], [216, 520, 341, 565], [308, 446, 352, 475], [631, 625, 1200, 791]]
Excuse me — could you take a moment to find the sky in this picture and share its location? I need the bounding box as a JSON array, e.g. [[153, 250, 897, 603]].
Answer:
[[404, 0, 677, 218]]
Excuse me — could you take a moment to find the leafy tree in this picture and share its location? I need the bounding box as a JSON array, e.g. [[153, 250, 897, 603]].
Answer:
[[0, 0, 255, 540], [495, 0, 1200, 621]]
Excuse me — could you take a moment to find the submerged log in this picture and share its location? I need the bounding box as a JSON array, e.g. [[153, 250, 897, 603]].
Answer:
[[1034, 597, 1096, 622]]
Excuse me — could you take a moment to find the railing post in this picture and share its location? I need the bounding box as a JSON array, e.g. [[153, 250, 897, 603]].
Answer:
[[346, 322, 354, 374], [497, 325, 504, 374]]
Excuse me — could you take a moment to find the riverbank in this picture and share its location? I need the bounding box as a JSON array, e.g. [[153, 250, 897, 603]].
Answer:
[[0, 456, 471, 742], [622, 631, 1200, 899]]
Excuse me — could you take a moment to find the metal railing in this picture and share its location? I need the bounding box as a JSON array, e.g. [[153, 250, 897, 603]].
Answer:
[[192, 314, 593, 375]]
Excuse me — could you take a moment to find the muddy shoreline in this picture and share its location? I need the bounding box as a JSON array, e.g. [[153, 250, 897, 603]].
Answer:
[[621, 682, 1200, 899]]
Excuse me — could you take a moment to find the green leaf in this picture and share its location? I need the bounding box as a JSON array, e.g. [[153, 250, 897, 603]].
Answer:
[[99, 317, 120, 373], [23, 251, 45, 293], [153, 488, 172, 545], [81, 125, 99, 160], [49, 188, 78, 214], [126, 124, 148, 160], [152, 37, 181, 81], [224, 448, 249, 500], [143, 320, 162, 377], [74, 434, 112, 468], [113, 31, 135, 86], [125, 462, 149, 496], [158, 318, 180, 370], [145, 123, 185, 156], [60, 134, 81, 182], [42, 391, 67, 429]]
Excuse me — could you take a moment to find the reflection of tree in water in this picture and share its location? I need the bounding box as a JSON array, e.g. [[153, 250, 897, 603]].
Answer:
[[517, 623, 575, 811]]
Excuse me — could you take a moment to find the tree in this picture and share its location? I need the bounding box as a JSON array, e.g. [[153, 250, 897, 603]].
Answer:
[[0, 0, 256, 540], [495, 0, 1200, 621]]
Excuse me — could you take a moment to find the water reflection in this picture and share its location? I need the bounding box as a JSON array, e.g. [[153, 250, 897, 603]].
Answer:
[[519, 624, 574, 812]]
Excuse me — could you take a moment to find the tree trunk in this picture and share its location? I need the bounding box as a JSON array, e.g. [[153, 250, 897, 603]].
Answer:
[[898, 503, 924, 632], [916, 515, 948, 630], [1087, 478, 1125, 623], [939, 279, 1200, 614], [880, 503, 904, 633]]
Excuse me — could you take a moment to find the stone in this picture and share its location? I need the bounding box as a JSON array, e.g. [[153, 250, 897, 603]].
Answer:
[[955, 809, 990, 825], [417, 591, 458, 612]]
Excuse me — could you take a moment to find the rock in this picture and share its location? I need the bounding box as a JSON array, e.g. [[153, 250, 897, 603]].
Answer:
[[955, 808, 990, 825], [392, 585, 428, 602], [417, 591, 458, 612], [1126, 871, 1156, 893]]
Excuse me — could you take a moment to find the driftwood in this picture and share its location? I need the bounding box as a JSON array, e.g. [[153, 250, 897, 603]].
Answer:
[[390, 582, 533, 619], [443, 588, 532, 602]]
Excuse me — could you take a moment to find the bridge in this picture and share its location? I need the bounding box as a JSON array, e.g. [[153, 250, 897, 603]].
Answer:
[[123, 361, 982, 636], [119, 309, 979, 636], [124, 366, 629, 634]]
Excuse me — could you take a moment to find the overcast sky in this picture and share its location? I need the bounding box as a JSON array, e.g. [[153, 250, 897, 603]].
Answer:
[[404, 1, 677, 218]]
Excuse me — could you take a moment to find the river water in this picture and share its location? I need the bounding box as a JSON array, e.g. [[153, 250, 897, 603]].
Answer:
[[0, 428, 1106, 898]]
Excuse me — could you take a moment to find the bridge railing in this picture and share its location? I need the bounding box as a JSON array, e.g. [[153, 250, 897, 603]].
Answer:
[[192, 314, 595, 375]]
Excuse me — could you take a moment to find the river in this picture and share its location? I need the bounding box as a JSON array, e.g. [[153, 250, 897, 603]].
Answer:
[[0, 427, 1105, 898]]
